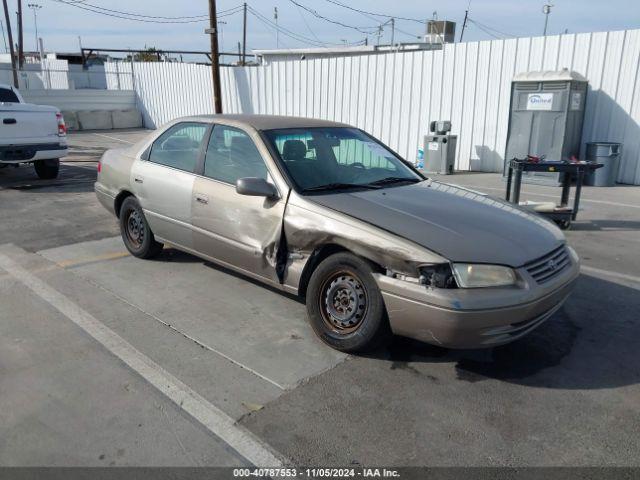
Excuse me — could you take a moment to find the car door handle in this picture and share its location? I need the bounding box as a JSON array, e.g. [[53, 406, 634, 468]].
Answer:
[[194, 193, 209, 205], [3, 118, 16, 124], [134, 177, 144, 184]]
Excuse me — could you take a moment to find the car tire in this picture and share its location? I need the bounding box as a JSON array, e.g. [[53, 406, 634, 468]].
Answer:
[[306, 252, 391, 353], [119, 196, 163, 259], [34, 159, 60, 179]]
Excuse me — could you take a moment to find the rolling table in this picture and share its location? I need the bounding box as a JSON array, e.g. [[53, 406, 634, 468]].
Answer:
[[505, 158, 603, 229]]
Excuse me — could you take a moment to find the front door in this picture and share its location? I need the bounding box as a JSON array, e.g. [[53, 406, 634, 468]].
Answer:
[[131, 121, 208, 249], [191, 124, 286, 283]]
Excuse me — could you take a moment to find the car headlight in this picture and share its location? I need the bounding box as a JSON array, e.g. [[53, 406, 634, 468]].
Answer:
[[451, 263, 517, 288]]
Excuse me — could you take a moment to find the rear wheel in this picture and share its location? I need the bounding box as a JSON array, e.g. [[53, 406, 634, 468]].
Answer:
[[34, 159, 60, 179], [306, 252, 391, 353], [119, 196, 163, 259]]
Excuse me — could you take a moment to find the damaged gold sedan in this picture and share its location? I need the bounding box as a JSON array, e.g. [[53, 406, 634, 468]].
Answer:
[[95, 115, 579, 352]]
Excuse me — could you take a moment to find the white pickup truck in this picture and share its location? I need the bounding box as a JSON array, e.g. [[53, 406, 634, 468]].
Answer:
[[0, 83, 68, 179]]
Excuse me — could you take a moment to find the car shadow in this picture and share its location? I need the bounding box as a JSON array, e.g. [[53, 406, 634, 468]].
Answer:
[[151, 249, 639, 391], [367, 273, 640, 390], [0, 162, 97, 194], [154, 247, 304, 303], [569, 220, 640, 232]]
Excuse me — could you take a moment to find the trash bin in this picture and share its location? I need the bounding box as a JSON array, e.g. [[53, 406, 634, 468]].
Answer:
[[584, 142, 622, 187]]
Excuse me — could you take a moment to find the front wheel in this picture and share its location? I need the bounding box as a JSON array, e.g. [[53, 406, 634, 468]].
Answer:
[[34, 159, 60, 179], [119, 196, 163, 259], [306, 252, 391, 353]]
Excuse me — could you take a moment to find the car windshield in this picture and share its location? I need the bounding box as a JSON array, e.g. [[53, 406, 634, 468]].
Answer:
[[264, 127, 422, 193]]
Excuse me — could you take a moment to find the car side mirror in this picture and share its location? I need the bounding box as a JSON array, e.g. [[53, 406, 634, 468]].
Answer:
[[236, 177, 279, 198]]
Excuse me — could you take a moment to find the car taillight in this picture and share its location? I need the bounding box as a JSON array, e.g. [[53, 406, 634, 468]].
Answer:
[[56, 112, 67, 136], [97, 160, 101, 173]]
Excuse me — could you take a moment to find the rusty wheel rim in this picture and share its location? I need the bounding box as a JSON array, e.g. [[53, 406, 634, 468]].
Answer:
[[319, 270, 368, 334], [125, 209, 145, 248]]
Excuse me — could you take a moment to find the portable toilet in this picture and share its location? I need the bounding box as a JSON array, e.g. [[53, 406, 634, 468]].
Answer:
[[504, 69, 587, 184]]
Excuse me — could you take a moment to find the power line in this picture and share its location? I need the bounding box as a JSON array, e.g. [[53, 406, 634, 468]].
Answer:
[[467, 17, 514, 38], [319, 0, 420, 41], [288, 0, 378, 35], [71, 3, 200, 19], [50, 0, 243, 23], [467, 20, 501, 39], [323, 0, 424, 23], [248, 6, 366, 49], [57, 0, 245, 19], [50, 1, 206, 23], [249, 11, 293, 50], [248, 7, 323, 47], [293, 2, 329, 47], [248, 6, 336, 48]]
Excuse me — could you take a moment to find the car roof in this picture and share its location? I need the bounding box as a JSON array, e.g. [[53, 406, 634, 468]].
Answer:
[[183, 114, 351, 131]]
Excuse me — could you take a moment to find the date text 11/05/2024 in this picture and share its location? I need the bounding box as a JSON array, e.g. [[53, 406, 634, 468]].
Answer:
[[232, 468, 401, 478]]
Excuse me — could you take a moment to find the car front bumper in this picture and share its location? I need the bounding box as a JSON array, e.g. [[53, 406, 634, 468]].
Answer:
[[375, 248, 580, 349]]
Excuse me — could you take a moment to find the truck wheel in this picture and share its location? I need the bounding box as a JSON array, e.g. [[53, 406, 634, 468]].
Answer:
[[119, 196, 163, 259], [306, 252, 391, 353], [34, 159, 60, 179]]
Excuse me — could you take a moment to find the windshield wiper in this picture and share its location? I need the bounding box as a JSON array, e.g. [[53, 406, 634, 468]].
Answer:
[[366, 176, 422, 186], [302, 182, 380, 193]]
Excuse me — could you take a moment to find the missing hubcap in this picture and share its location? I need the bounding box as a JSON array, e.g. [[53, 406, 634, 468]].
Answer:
[[321, 272, 367, 334]]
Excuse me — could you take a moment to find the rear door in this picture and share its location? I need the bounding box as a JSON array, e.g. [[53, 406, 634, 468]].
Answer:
[[131, 121, 209, 249], [191, 123, 286, 283]]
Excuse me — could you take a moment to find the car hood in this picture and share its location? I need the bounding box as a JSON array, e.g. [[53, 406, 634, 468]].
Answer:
[[307, 180, 565, 267]]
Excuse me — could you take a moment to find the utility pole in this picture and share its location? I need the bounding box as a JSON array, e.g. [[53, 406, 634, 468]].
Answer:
[[27, 3, 40, 58], [206, 0, 223, 113], [242, 2, 247, 65], [274, 7, 278, 48], [2, 0, 17, 86], [459, 9, 468, 42], [542, 3, 553, 36], [390, 18, 395, 46], [17, 0, 23, 68]]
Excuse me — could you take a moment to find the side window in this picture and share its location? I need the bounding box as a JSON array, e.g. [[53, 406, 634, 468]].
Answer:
[[0, 87, 20, 103], [203, 125, 268, 184], [148, 122, 208, 173]]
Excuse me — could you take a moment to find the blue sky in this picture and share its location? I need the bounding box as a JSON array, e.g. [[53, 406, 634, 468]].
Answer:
[[2, 0, 639, 56]]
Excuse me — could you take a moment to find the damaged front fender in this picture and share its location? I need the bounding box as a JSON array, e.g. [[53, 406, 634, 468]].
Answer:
[[280, 193, 447, 294]]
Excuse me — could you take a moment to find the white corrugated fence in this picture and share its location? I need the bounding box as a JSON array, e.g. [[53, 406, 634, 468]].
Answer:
[[106, 29, 640, 185]]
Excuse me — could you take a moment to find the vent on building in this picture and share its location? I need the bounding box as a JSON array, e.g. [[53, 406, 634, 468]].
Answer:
[[424, 21, 456, 44]]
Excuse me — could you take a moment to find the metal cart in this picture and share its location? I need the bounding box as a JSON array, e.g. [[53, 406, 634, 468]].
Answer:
[[505, 158, 603, 229]]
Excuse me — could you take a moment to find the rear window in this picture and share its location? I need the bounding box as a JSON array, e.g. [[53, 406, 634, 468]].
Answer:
[[0, 88, 20, 103]]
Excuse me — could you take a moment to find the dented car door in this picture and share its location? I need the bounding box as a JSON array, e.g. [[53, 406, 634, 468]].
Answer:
[[191, 123, 286, 283]]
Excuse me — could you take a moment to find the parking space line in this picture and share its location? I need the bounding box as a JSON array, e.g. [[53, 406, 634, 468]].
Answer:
[[57, 251, 130, 268], [92, 133, 134, 144], [451, 184, 640, 209], [0, 252, 285, 467], [581, 265, 640, 285]]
